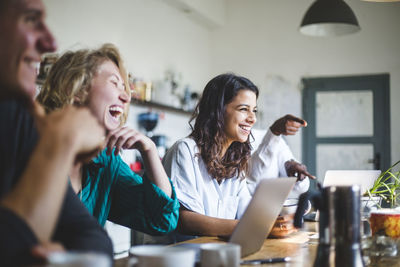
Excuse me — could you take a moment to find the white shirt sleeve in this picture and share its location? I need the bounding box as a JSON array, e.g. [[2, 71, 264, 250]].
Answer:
[[247, 129, 309, 197], [162, 140, 205, 215]]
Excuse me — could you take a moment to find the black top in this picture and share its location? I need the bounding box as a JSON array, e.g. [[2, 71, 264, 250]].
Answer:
[[0, 99, 113, 266]]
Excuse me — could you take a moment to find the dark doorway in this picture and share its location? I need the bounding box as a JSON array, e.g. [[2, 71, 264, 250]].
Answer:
[[302, 74, 390, 188]]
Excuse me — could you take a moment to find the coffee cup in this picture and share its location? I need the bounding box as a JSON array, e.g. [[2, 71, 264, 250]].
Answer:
[[128, 245, 195, 267], [200, 243, 240, 267], [47, 251, 111, 267]]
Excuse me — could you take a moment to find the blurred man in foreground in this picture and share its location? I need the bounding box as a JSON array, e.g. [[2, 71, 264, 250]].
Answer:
[[0, 0, 113, 265]]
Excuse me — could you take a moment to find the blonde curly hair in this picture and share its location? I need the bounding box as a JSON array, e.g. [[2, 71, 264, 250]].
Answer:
[[37, 43, 131, 125]]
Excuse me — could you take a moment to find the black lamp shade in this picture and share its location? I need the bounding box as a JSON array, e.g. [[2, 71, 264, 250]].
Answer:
[[300, 0, 361, 37], [362, 0, 399, 2]]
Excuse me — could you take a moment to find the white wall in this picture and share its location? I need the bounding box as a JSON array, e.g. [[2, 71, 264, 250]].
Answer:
[[43, 0, 210, 160], [163, 0, 226, 28], [209, 0, 400, 163], [43, 0, 211, 94]]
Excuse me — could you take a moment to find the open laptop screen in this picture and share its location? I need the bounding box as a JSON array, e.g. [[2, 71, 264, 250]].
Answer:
[[229, 177, 296, 257], [323, 170, 381, 196]]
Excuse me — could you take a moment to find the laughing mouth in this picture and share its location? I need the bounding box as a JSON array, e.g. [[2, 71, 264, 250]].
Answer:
[[25, 58, 40, 71], [109, 106, 124, 121], [239, 125, 251, 133]]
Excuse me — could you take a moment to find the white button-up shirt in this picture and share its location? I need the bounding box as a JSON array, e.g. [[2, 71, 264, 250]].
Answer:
[[162, 138, 251, 219], [163, 130, 310, 221]]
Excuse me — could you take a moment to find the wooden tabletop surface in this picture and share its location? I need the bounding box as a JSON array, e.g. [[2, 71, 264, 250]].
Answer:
[[114, 221, 400, 266], [182, 223, 318, 267], [116, 223, 319, 267]]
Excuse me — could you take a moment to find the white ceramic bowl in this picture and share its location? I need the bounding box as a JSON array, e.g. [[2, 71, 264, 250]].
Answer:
[[47, 252, 111, 267], [280, 198, 298, 216], [128, 245, 195, 267]]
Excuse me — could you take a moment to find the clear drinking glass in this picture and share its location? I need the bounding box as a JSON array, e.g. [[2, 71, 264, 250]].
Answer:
[[362, 208, 400, 265]]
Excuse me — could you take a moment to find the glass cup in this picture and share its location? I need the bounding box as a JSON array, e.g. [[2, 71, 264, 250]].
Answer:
[[362, 208, 400, 264], [360, 196, 381, 238], [370, 209, 400, 238]]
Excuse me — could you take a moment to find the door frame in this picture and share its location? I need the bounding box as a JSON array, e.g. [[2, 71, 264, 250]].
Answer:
[[302, 74, 391, 184]]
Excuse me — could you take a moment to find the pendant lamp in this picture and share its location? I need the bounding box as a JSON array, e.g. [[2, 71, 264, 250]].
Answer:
[[300, 0, 361, 37]]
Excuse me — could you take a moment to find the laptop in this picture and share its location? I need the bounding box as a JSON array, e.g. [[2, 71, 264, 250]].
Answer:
[[305, 170, 381, 222], [323, 170, 381, 195], [229, 177, 296, 257], [174, 177, 296, 258]]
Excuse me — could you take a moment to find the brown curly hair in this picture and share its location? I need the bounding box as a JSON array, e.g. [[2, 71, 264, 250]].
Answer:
[[189, 73, 259, 182]]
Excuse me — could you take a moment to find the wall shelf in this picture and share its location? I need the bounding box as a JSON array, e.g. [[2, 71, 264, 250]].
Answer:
[[131, 99, 193, 116]]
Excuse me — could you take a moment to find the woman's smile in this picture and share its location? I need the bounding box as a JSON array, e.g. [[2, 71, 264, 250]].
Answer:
[[223, 89, 257, 146], [87, 60, 129, 131]]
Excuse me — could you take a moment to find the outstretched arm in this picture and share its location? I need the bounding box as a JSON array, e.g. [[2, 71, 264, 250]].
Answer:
[[248, 114, 314, 194], [177, 207, 238, 237]]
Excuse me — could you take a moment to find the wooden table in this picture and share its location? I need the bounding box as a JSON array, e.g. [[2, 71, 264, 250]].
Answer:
[[180, 222, 318, 267], [115, 223, 318, 267], [115, 221, 400, 266]]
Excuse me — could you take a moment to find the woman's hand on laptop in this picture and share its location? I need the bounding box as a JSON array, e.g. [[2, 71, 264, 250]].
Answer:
[[285, 160, 316, 181]]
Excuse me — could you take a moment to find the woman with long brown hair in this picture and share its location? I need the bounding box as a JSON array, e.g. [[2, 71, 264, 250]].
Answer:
[[163, 73, 313, 239]]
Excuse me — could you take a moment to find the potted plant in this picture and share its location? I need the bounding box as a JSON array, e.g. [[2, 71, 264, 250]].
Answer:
[[365, 160, 400, 209], [361, 161, 400, 240]]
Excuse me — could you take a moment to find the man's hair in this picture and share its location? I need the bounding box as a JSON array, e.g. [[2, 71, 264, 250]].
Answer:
[[0, 0, 15, 14], [37, 43, 130, 125], [189, 73, 259, 181], [0, 1, 9, 12]]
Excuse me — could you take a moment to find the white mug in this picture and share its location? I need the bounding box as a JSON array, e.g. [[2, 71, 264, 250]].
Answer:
[[127, 245, 196, 267], [200, 243, 240, 267], [47, 251, 111, 267]]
